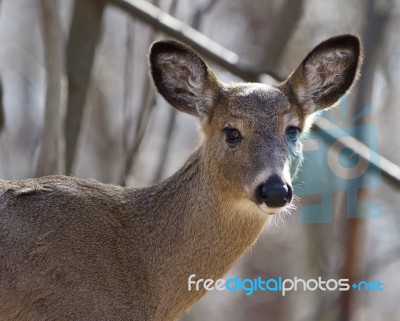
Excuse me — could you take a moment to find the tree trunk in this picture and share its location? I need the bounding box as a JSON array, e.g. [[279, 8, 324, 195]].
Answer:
[[65, 0, 106, 175], [36, 0, 66, 176]]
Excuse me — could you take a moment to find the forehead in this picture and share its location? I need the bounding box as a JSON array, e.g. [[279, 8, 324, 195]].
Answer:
[[226, 83, 291, 118]]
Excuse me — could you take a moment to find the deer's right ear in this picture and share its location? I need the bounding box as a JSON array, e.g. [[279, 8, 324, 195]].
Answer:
[[279, 34, 362, 114], [149, 40, 221, 118]]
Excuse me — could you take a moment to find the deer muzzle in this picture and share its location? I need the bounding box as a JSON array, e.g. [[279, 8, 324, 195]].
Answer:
[[256, 174, 293, 208]]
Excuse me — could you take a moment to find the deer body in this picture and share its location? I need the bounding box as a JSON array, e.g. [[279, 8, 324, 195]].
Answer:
[[0, 150, 264, 321], [0, 35, 361, 320]]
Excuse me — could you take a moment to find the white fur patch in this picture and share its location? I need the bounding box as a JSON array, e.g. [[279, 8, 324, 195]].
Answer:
[[234, 198, 264, 215], [283, 113, 300, 129], [235, 83, 279, 97], [303, 113, 317, 132]]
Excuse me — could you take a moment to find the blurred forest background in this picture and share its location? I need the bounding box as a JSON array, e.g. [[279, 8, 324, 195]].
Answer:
[[0, 0, 399, 320]]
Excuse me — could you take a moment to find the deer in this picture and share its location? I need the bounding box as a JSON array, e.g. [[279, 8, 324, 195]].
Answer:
[[0, 34, 361, 321]]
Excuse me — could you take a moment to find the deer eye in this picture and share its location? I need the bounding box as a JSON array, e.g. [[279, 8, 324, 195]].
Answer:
[[223, 127, 242, 145], [286, 126, 301, 141]]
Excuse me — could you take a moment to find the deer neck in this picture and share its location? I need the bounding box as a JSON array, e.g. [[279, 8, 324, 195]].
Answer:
[[124, 147, 268, 318]]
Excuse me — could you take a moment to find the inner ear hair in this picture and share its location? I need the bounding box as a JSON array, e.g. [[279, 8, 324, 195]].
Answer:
[[149, 40, 220, 117]]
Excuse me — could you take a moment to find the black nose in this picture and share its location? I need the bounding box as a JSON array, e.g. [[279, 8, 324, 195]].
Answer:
[[256, 175, 292, 208]]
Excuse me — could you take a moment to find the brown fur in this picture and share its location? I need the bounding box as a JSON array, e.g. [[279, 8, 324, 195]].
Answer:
[[0, 35, 362, 321]]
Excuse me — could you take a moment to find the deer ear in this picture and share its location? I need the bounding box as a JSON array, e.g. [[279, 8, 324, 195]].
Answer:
[[149, 40, 221, 118], [281, 34, 362, 114]]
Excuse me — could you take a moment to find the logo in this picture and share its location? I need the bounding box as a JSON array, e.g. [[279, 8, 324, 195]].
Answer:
[[188, 274, 383, 297], [297, 97, 382, 223]]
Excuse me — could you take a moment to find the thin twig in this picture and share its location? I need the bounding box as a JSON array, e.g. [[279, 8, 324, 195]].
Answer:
[[122, 83, 156, 185], [121, 0, 171, 186], [152, 0, 219, 183], [109, 0, 283, 82], [121, 19, 135, 184]]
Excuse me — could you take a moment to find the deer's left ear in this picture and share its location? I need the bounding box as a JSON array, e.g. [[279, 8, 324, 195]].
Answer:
[[149, 40, 222, 118], [279, 34, 362, 114]]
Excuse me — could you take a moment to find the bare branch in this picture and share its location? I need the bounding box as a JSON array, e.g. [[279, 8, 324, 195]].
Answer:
[[109, 0, 282, 81], [152, 105, 177, 183], [314, 118, 400, 186], [190, 0, 219, 30], [122, 20, 135, 169], [121, 0, 173, 186], [35, 0, 66, 177], [109, 0, 400, 190], [121, 79, 156, 186], [339, 1, 393, 320]]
